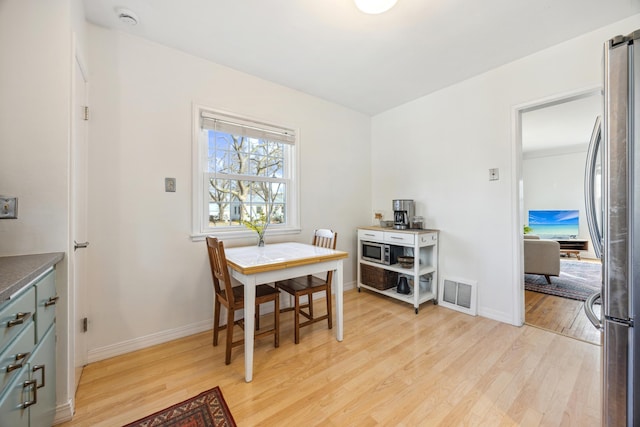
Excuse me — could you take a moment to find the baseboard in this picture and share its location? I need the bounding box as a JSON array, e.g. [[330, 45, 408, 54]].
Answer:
[[54, 399, 74, 425], [86, 280, 356, 364], [477, 307, 518, 326], [87, 320, 212, 363]]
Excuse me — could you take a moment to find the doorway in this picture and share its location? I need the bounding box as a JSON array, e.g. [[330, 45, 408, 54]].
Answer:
[[516, 88, 602, 345]]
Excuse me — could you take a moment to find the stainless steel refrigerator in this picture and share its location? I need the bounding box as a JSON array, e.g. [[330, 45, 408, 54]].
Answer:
[[584, 29, 640, 427]]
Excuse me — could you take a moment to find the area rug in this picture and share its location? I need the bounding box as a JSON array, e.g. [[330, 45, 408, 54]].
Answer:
[[525, 259, 601, 302], [122, 386, 236, 427]]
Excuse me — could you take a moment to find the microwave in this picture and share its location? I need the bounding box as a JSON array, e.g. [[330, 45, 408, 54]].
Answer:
[[361, 241, 404, 265]]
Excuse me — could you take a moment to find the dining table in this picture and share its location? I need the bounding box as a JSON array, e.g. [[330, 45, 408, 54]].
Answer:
[[224, 241, 349, 382]]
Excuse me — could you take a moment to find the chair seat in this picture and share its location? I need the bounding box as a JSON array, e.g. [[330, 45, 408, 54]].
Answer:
[[225, 284, 281, 305], [276, 275, 328, 294]]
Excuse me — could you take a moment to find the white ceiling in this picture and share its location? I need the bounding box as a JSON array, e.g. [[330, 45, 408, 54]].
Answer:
[[83, 0, 640, 116], [522, 94, 603, 154]]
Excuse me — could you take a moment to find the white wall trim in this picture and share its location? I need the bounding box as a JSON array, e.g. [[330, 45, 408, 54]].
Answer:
[[523, 143, 589, 160], [54, 399, 74, 425], [510, 84, 602, 327], [86, 280, 355, 364], [477, 307, 515, 325], [87, 320, 212, 363]]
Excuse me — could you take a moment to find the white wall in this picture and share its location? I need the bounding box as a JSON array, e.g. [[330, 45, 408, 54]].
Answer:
[[0, 0, 71, 257], [0, 0, 88, 420], [371, 14, 640, 324], [85, 25, 371, 358], [523, 149, 597, 259]]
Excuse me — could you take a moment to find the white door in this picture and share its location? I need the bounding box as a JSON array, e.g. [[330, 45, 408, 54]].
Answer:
[[70, 54, 89, 393]]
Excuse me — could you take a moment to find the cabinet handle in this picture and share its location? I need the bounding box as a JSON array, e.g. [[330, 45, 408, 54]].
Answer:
[[6, 352, 31, 372], [15, 352, 30, 360], [390, 236, 402, 240], [33, 364, 46, 388], [20, 379, 37, 408], [7, 362, 23, 373], [44, 296, 59, 307], [7, 312, 32, 328]]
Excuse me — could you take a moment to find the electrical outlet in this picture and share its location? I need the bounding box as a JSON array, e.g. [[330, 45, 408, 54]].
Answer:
[[489, 168, 499, 181], [0, 197, 18, 219]]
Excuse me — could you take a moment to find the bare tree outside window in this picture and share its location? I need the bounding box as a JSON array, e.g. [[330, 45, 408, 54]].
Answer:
[[206, 130, 287, 228]]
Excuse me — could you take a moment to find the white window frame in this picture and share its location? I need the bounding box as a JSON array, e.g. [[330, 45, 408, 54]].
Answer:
[[191, 104, 300, 241]]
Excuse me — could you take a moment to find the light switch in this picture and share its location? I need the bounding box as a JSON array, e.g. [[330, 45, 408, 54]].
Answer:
[[0, 197, 18, 219], [165, 178, 176, 192], [489, 168, 499, 181]]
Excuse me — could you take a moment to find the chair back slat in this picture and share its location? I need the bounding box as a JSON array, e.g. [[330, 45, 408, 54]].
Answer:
[[206, 237, 236, 305], [312, 229, 337, 283], [313, 229, 337, 250]]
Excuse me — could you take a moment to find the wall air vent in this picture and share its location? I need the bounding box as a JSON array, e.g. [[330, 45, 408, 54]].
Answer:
[[439, 277, 477, 316]]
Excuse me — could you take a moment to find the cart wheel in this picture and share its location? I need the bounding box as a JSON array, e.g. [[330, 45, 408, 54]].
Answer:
[[433, 299, 438, 305], [415, 307, 419, 314], [358, 287, 361, 292]]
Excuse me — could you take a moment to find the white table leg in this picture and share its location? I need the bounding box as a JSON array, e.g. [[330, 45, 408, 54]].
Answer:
[[335, 260, 344, 341], [243, 275, 256, 382]]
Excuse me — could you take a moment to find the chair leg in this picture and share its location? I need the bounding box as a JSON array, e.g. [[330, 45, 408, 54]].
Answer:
[[326, 285, 333, 330], [274, 295, 280, 348], [308, 294, 314, 319], [255, 304, 260, 331], [225, 307, 234, 365], [294, 294, 301, 344], [213, 298, 221, 346]]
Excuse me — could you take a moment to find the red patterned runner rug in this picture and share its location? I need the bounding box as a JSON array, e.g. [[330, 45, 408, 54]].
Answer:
[[122, 386, 236, 427]]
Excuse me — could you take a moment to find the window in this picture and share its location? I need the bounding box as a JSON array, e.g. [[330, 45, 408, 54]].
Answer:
[[192, 107, 299, 239]]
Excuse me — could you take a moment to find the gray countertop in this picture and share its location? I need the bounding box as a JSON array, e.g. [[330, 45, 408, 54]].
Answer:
[[358, 225, 439, 234], [0, 252, 65, 303]]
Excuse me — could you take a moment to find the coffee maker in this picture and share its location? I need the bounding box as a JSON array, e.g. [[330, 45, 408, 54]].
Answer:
[[392, 199, 414, 230]]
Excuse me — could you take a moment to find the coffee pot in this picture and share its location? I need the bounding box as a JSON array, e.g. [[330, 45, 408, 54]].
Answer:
[[392, 199, 414, 230]]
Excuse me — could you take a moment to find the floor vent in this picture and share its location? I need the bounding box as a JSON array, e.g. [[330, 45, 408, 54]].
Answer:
[[439, 277, 477, 316]]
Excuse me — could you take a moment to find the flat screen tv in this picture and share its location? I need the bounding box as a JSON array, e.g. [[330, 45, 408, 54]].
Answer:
[[528, 210, 579, 239]]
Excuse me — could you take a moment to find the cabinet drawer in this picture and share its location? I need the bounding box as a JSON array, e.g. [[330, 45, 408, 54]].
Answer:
[[0, 322, 34, 392], [0, 287, 35, 352], [28, 325, 56, 427], [384, 232, 414, 245], [0, 361, 30, 427], [358, 229, 384, 242], [419, 233, 438, 244], [35, 271, 57, 342]]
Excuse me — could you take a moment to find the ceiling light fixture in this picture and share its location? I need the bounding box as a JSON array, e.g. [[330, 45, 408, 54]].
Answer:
[[116, 8, 139, 25], [354, 0, 398, 14]]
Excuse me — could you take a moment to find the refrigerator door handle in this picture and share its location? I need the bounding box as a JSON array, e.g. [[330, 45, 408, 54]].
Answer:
[[584, 116, 603, 260], [584, 291, 603, 330]]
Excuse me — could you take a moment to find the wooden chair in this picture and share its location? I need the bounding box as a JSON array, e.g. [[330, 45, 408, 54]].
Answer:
[[206, 237, 280, 365], [275, 229, 337, 344]]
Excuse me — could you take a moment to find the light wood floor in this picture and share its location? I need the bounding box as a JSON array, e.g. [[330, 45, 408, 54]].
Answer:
[[58, 289, 601, 427], [525, 290, 602, 345]]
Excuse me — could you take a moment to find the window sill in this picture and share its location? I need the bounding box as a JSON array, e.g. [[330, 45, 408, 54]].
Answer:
[[191, 227, 301, 242]]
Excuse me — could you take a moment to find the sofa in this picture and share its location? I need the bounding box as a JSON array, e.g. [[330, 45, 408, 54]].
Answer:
[[524, 235, 560, 284]]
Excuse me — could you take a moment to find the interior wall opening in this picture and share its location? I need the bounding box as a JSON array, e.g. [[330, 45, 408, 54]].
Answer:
[[515, 87, 602, 345]]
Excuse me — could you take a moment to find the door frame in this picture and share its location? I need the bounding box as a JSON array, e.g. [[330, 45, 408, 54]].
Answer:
[[510, 85, 602, 325], [69, 43, 89, 403]]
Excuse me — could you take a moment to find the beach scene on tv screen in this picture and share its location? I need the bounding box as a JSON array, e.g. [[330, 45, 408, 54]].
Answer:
[[528, 210, 579, 239]]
